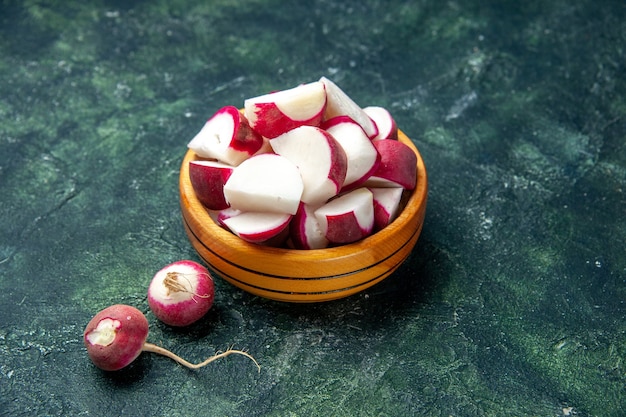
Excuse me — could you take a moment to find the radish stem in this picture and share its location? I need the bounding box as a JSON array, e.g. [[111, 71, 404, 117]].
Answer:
[[142, 343, 261, 372], [163, 271, 212, 300]]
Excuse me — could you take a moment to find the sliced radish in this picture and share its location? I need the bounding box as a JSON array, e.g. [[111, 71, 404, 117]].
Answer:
[[363, 106, 398, 141], [189, 160, 234, 210], [188, 106, 264, 166], [321, 116, 381, 191], [244, 81, 327, 138], [290, 202, 329, 250], [222, 211, 292, 245], [270, 125, 347, 205], [319, 76, 378, 139], [315, 187, 374, 244], [370, 187, 404, 231], [214, 207, 242, 228], [223, 153, 303, 215], [252, 137, 274, 156], [364, 139, 417, 190]]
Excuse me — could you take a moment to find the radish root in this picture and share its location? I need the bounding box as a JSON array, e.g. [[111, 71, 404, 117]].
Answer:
[[163, 271, 213, 302], [142, 343, 260, 372]]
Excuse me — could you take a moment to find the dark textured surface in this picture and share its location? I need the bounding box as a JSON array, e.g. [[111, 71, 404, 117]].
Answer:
[[1, 1, 625, 416]]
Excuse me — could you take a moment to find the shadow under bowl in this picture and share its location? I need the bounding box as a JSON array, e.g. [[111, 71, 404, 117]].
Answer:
[[179, 129, 428, 303]]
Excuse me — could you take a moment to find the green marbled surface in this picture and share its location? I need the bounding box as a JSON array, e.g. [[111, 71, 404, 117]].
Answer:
[[1, 1, 624, 416]]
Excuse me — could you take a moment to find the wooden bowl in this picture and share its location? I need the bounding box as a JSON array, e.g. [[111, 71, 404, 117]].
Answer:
[[179, 130, 427, 303]]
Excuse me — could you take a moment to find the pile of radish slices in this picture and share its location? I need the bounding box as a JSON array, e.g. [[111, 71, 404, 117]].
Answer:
[[188, 77, 417, 249]]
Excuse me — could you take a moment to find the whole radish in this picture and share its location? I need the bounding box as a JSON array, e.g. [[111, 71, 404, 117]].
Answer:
[[147, 260, 214, 327], [83, 304, 260, 372], [83, 304, 149, 371]]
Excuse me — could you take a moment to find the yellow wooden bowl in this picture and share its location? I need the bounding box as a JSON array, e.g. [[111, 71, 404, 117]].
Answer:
[[179, 130, 427, 303]]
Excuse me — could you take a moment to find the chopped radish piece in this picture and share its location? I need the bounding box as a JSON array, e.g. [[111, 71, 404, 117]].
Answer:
[[189, 160, 234, 210], [222, 211, 292, 244], [223, 153, 303, 215], [319, 76, 378, 139], [321, 116, 381, 191], [364, 139, 417, 190], [270, 125, 347, 205], [188, 106, 264, 166], [290, 202, 329, 250], [244, 81, 327, 138], [363, 106, 398, 140], [370, 187, 404, 231], [213, 207, 242, 228], [315, 187, 374, 244]]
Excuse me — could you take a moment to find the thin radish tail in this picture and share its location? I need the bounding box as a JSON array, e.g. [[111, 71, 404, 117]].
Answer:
[[142, 342, 260, 372]]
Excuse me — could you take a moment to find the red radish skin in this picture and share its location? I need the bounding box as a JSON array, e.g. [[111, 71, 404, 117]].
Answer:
[[290, 202, 329, 250], [244, 81, 327, 139], [270, 126, 348, 205], [84, 304, 260, 372], [148, 260, 214, 327], [370, 187, 404, 231], [222, 212, 292, 244], [363, 106, 398, 141], [364, 139, 418, 190], [223, 153, 304, 215], [315, 188, 374, 244], [214, 207, 242, 228], [319, 76, 379, 139], [189, 160, 234, 210], [321, 116, 381, 191], [246, 102, 324, 139], [84, 304, 149, 371], [188, 106, 264, 166]]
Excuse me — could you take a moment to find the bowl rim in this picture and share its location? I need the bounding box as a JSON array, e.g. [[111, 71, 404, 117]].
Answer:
[[179, 129, 428, 261]]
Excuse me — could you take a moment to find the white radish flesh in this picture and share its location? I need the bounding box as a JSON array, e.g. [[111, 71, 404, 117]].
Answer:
[[319, 76, 378, 139], [244, 81, 327, 138], [188, 106, 263, 166], [322, 116, 380, 190], [370, 187, 404, 231], [290, 202, 329, 250], [363, 106, 398, 141], [270, 125, 347, 205], [315, 187, 374, 244], [223, 153, 304, 215]]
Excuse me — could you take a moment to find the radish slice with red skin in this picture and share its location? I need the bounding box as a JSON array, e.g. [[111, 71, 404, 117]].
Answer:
[[363, 106, 398, 141], [370, 187, 404, 231], [244, 81, 327, 139], [223, 153, 304, 215], [319, 76, 379, 139], [222, 211, 292, 244], [213, 207, 242, 228], [321, 116, 381, 191], [364, 139, 417, 190], [291, 202, 329, 250], [189, 160, 234, 210], [270, 125, 347, 205], [315, 187, 374, 244], [188, 106, 264, 166]]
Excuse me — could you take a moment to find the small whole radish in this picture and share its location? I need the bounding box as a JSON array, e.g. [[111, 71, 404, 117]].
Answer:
[[83, 304, 260, 372], [83, 304, 149, 371], [147, 260, 214, 327]]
